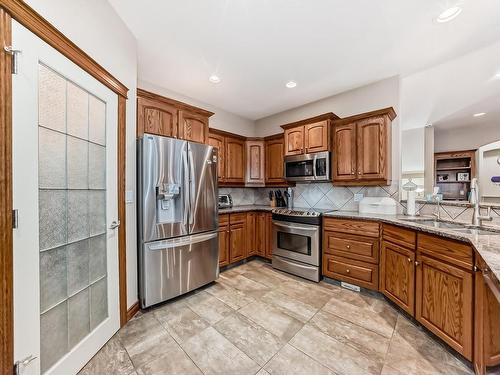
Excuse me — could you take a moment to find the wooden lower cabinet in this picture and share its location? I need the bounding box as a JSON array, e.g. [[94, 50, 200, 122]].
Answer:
[[380, 241, 415, 315], [246, 212, 256, 256], [229, 222, 246, 263], [255, 212, 267, 257], [265, 212, 273, 259], [218, 215, 230, 267], [416, 254, 473, 360]]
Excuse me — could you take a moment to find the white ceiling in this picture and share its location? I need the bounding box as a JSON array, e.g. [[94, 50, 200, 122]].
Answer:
[[433, 94, 500, 131], [109, 0, 500, 120]]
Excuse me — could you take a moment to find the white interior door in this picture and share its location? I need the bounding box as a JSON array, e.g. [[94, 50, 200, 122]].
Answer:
[[12, 20, 120, 375]]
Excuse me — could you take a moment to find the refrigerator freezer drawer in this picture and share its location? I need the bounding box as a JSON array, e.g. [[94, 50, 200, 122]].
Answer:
[[140, 231, 219, 308]]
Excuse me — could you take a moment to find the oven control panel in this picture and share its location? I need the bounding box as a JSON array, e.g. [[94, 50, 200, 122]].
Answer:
[[272, 208, 321, 217]]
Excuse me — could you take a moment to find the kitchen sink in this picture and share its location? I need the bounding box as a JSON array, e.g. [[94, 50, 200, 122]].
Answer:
[[400, 218, 500, 235]]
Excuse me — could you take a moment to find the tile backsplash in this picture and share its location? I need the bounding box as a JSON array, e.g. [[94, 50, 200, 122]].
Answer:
[[219, 183, 500, 227]]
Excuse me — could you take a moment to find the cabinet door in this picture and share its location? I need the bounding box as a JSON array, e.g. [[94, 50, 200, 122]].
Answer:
[[225, 137, 245, 183], [356, 116, 388, 181], [265, 137, 285, 184], [284, 126, 305, 156], [245, 140, 265, 185], [305, 121, 329, 153], [380, 241, 415, 315], [218, 224, 230, 267], [333, 123, 357, 181], [229, 223, 246, 263], [255, 212, 267, 256], [178, 109, 208, 143], [208, 132, 225, 182], [137, 97, 177, 137], [265, 213, 273, 259], [246, 212, 256, 256], [416, 254, 473, 360]]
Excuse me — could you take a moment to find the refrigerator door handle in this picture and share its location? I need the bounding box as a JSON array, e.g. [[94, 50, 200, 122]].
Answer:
[[147, 232, 218, 250], [183, 146, 190, 229]]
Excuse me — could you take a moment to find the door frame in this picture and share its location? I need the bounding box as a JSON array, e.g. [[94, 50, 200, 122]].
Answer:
[[0, 1, 130, 374]]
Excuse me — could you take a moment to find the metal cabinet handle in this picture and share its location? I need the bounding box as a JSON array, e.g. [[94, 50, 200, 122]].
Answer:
[[346, 245, 351, 249], [415, 261, 420, 266], [109, 220, 121, 230], [346, 269, 350, 273], [408, 258, 412, 263]]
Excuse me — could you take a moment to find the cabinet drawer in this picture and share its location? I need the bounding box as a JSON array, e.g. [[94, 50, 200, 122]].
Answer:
[[417, 233, 473, 270], [323, 218, 379, 238], [230, 212, 246, 224], [219, 214, 229, 226], [324, 232, 379, 264], [382, 224, 416, 250], [323, 255, 379, 290]]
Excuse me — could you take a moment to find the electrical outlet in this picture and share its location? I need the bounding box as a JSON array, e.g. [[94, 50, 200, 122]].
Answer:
[[125, 190, 134, 203], [354, 193, 364, 202]]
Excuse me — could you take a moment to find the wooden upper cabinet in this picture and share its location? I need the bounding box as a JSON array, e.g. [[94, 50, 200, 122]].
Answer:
[[178, 110, 208, 144], [225, 137, 245, 183], [333, 123, 357, 181], [357, 116, 388, 181], [137, 97, 178, 137], [305, 121, 329, 153], [245, 140, 265, 186], [284, 127, 305, 156], [137, 89, 213, 142], [208, 132, 225, 182], [265, 136, 286, 184], [332, 107, 395, 186], [281, 113, 337, 156]]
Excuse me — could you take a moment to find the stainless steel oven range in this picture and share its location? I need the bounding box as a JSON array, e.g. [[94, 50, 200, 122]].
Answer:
[[271, 208, 330, 282]]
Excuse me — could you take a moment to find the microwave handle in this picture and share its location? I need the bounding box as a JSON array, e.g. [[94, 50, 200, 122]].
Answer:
[[312, 154, 317, 180]]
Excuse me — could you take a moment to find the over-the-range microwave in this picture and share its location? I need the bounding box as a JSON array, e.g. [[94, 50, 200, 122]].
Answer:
[[284, 151, 330, 182]]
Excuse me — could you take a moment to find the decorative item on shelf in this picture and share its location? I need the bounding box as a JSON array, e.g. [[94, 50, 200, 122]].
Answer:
[[437, 174, 449, 182], [457, 172, 470, 181], [492, 176, 500, 186], [403, 178, 418, 216]]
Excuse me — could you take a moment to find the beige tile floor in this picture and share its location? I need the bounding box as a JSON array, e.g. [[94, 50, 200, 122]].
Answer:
[[79, 259, 477, 375]]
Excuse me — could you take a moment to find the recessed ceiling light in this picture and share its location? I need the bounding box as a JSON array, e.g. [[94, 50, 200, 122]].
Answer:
[[473, 112, 486, 117], [495, 72, 500, 79], [286, 81, 297, 88], [436, 6, 462, 23], [209, 74, 221, 84]]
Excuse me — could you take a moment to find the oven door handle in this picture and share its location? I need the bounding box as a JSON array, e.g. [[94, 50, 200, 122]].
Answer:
[[273, 222, 318, 232], [312, 154, 317, 180]]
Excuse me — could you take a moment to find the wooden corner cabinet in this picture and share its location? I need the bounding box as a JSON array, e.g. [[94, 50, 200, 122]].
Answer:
[[332, 107, 396, 186], [137, 89, 213, 142], [245, 140, 265, 186], [281, 113, 338, 156]]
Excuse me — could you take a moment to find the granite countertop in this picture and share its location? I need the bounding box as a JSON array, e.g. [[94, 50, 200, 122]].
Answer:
[[324, 211, 500, 282], [218, 205, 274, 214]]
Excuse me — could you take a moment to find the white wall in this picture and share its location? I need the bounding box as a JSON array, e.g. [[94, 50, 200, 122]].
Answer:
[[401, 127, 425, 173], [435, 122, 500, 152], [26, 0, 139, 309], [255, 76, 401, 182], [139, 80, 256, 137]]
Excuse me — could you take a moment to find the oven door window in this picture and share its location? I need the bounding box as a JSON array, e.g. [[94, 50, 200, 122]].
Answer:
[[277, 231, 311, 255], [285, 160, 314, 178]]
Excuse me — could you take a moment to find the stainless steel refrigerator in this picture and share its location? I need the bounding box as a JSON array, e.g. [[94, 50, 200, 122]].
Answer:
[[137, 134, 219, 308]]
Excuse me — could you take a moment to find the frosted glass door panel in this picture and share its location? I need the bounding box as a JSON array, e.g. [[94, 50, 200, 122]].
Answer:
[[38, 65, 109, 372]]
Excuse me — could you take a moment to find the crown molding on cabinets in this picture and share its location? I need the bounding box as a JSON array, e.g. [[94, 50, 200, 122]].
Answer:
[[280, 112, 339, 130], [333, 107, 397, 126], [137, 88, 214, 118]]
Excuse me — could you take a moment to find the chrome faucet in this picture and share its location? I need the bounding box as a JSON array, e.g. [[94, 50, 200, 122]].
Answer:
[[470, 178, 493, 227], [431, 188, 442, 221]]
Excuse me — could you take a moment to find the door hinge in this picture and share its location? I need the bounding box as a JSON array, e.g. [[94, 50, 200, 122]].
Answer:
[[4, 46, 22, 74], [12, 209, 18, 229], [14, 355, 37, 375]]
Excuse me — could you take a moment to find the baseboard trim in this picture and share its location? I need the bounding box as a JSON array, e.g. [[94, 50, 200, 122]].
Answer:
[[126, 301, 140, 322]]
